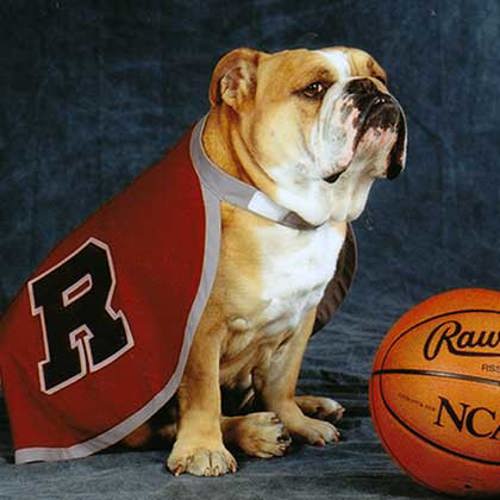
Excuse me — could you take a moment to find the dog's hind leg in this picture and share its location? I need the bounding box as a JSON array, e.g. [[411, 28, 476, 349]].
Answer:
[[295, 395, 345, 423], [221, 413, 291, 458], [123, 410, 291, 459]]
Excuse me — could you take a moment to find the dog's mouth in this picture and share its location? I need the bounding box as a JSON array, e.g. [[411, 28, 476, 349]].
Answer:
[[321, 92, 406, 185], [359, 96, 406, 179], [353, 94, 402, 149]]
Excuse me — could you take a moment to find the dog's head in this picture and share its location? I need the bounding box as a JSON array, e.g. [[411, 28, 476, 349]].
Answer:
[[209, 47, 407, 225]]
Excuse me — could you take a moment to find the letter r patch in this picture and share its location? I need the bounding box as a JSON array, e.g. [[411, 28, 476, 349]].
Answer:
[[28, 238, 134, 394]]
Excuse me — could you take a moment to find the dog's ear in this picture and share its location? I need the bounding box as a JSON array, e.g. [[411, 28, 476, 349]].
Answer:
[[209, 48, 261, 109]]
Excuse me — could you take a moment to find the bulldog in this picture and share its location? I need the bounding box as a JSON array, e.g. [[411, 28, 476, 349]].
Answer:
[[137, 46, 407, 476], [0, 45, 406, 475]]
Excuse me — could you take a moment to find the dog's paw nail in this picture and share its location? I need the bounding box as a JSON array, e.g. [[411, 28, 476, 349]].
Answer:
[[278, 434, 290, 443]]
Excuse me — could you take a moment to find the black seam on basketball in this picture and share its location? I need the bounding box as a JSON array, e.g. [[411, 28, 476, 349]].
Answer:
[[377, 376, 500, 466], [379, 308, 500, 377], [372, 369, 500, 387]]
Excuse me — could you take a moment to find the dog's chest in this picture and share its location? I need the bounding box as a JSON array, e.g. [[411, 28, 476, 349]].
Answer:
[[218, 213, 346, 388], [255, 223, 345, 333]]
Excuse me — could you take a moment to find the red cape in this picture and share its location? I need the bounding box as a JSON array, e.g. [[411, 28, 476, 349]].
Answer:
[[0, 128, 214, 462], [0, 118, 357, 463]]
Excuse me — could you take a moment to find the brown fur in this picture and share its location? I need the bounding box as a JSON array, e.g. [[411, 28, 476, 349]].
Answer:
[[122, 47, 392, 477]]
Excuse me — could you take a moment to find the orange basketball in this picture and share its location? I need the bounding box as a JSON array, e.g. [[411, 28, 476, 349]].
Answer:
[[369, 288, 500, 497]]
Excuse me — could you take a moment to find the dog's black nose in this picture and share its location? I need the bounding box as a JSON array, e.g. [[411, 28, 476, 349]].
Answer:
[[346, 78, 378, 95]]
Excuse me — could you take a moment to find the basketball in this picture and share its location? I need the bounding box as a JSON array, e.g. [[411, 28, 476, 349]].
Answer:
[[369, 288, 500, 496]]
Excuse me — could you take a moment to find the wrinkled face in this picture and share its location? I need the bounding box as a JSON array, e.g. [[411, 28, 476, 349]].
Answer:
[[210, 47, 407, 224]]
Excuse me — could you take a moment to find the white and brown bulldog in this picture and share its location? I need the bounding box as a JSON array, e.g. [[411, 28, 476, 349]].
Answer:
[[121, 46, 407, 476]]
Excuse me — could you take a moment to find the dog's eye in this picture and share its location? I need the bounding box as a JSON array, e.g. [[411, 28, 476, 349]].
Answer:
[[302, 81, 328, 99]]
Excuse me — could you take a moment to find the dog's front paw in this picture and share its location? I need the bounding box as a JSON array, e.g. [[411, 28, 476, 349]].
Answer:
[[295, 395, 345, 423], [225, 412, 291, 458], [167, 441, 237, 477]]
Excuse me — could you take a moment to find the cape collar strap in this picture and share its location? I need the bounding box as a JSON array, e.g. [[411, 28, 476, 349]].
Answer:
[[190, 116, 319, 231]]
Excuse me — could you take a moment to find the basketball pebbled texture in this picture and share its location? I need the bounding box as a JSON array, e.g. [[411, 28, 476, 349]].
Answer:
[[369, 288, 500, 497]]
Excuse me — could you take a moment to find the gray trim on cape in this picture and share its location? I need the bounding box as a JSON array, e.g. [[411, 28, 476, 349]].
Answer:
[[15, 161, 223, 464], [190, 117, 318, 230]]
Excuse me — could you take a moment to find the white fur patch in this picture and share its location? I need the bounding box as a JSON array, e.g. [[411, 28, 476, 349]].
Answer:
[[317, 50, 351, 80], [256, 223, 345, 335]]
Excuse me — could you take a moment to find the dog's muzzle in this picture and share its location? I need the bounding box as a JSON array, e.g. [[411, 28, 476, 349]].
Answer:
[[347, 78, 407, 180]]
